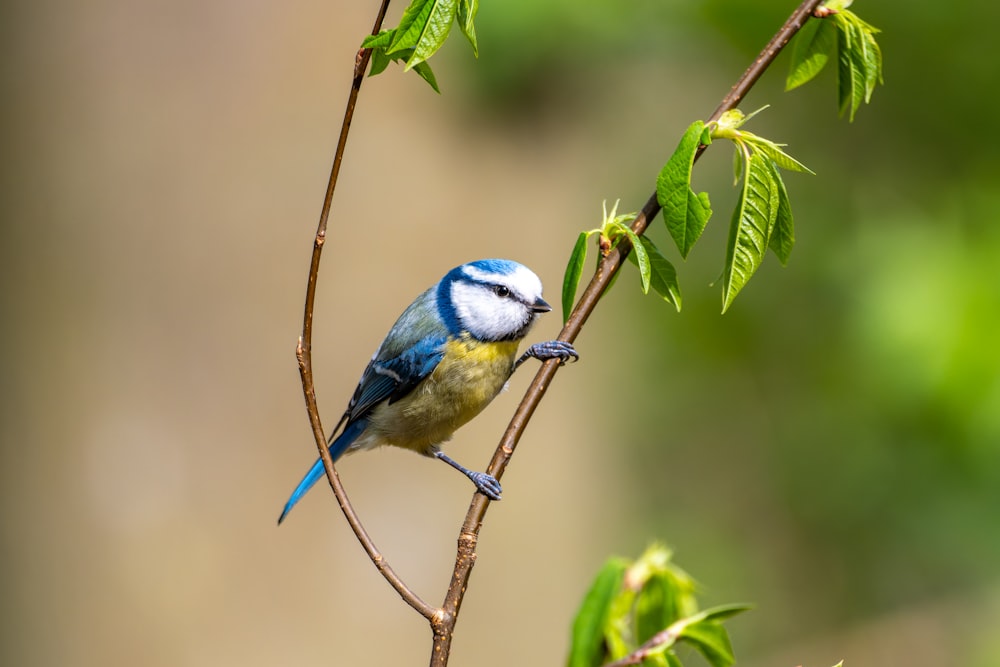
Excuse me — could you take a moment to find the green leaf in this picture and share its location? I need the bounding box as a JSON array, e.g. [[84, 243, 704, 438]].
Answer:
[[411, 60, 441, 92], [721, 147, 779, 312], [636, 575, 674, 645], [679, 621, 736, 667], [562, 232, 590, 323], [623, 228, 650, 294], [745, 135, 814, 174], [389, 0, 459, 69], [409, 0, 458, 68], [691, 603, 754, 623], [786, 17, 837, 90], [368, 47, 392, 77], [835, 15, 867, 121], [364, 29, 441, 92], [863, 29, 884, 100], [389, 0, 435, 52], [362, 29, 395, 49], [674, 605, 753, 667], [641, 654, 670, 667], [567, 557, 628, 667], [855, 15, 883, 101], [847, 19, 871, 119], [628, 238, 681, 311], [766, 159, 795, 264], [657, 121, 713, 258], [367, 47, 441, 92], [457, 0, 479, 56], [664, 652, 683, 667]]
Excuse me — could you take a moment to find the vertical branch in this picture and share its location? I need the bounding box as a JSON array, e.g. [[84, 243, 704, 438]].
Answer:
[[427, 0, 826, 664], [295, 0, 438, 621]]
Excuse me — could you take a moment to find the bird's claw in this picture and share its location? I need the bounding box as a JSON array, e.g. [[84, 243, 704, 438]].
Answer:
[[525, 340, 579, 366], [468, 471, 503, 500]]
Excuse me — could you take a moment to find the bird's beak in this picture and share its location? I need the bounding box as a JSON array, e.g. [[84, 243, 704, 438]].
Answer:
[[531, 296, 552, 313]]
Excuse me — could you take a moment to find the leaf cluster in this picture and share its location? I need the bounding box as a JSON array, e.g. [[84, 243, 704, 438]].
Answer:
[[362, 0, 481, 92], [785, 1, 884, 121], [709, 108, 813, 311], [556, 3, 882, 316], [562, 201, 681, 323], [561, 109, 812, 316], [567, 544, 750, 667]]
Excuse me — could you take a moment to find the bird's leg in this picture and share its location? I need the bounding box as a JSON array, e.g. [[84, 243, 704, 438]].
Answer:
[[435, 451, 503, 500], [514, 340, 579, 371]]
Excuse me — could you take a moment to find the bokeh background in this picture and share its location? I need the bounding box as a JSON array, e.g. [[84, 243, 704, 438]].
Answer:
[[3, 1, 999, 665]]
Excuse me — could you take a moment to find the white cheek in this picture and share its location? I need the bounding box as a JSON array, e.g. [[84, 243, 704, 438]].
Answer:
[[451, 284, 530, 340]]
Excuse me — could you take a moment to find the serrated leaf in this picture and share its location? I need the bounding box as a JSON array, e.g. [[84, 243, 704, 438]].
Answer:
[[835, 16, 867, 121], [389, 0, 435, 52], [786, 17, 837, 90], [721, 148, 779, 312], [746, 135, 814, 174], [847, 20, 871, 118], [835, 18, 853, 118], [367, 46, 441, 92], [567, 557, 628, 667], [409, 0, 458, 68], [457, 0, 479, 56], [679, 621, 736, 667], [859, 20, 883, 101], [624, 228, 650, 294], [562, 232, 590, 323], [411, 60, 441, 92], [657, 121, 712, 258], [628, 238, 681, 311], [362, 29, 395, 49], [389, 0, 459, 69], [766, 159, 795, 264]]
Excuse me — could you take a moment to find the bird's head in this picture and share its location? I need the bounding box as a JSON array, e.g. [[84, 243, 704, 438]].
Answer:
[[438, 259, 552, 342]]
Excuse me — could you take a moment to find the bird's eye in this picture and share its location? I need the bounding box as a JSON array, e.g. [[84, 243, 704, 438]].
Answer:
[[493, 285, 511, 298]]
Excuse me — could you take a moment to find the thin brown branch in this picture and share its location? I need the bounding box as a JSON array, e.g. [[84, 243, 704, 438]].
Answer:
[[429, 0, 826, 664], [601, 624, 682, 667], [295, 0, 438, 621]]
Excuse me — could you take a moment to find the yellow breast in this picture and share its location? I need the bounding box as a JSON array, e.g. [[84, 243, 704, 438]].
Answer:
[[365, 336, 519, 455]]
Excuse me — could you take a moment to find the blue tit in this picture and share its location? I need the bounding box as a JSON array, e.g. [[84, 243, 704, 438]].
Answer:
[[278, 258, 578, 523]]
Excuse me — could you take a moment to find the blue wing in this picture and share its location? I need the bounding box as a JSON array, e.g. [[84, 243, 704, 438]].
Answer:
[[277, 333, 447, 524], [346, 335, 447, 421]]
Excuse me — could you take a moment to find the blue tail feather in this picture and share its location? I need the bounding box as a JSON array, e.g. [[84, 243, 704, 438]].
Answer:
[[277, 419, 368, 524]]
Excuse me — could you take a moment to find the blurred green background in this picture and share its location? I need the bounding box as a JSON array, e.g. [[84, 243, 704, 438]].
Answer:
[[3, 1, 999, 665]]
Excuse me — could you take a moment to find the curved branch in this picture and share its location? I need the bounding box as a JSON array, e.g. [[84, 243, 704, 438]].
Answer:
[[429, 0, 826, 663], [295, 0, 438, 622]]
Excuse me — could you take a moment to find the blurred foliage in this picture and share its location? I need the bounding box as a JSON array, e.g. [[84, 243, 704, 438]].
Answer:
[[567, 544, 750, 667], [447, 0, 1000, 663]]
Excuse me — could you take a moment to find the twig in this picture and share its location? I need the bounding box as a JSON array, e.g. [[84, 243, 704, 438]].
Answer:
[[601, 623, 683, 667], [428, 0, 826, 664], [295, 0, 438, 621]]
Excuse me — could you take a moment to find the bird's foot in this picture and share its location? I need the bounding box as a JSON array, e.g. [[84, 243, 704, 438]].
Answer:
[[467, 470, 503, 501], [516, 340, 579, 370], [435, 451, 503, 500]]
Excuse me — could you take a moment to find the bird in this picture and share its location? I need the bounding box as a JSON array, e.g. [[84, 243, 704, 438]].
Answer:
[[278, 258, 578, 524]]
